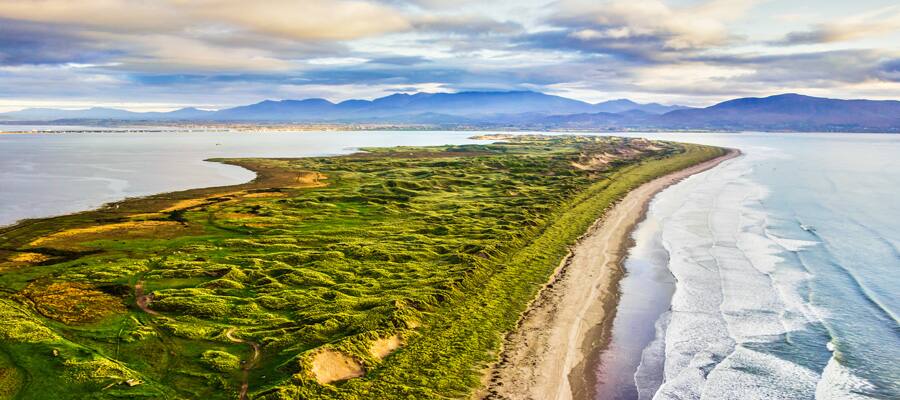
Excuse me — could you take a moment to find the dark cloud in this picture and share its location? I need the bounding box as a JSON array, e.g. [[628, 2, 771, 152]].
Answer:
[[130, 73, 304, 86], [412, 14, 523, 35], [876, 58, 900, 82], [515, 30, 667, 63], [775, 30, 833, 45], [366, 56, 429, 65], [693, 49, 894, 85], [0, 19, 115, 65], [285, 60, 595, 90], [298, 66, 463, 85]]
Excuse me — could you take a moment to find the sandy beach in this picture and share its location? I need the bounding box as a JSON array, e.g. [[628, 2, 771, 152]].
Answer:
[[482, 148, 740, 400]]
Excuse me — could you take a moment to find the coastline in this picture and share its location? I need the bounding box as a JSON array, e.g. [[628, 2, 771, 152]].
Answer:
[[482, 148, 740, 400]]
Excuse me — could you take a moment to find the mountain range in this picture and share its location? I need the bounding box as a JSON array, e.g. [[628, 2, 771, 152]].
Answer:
[[1, 91, 897, 132]]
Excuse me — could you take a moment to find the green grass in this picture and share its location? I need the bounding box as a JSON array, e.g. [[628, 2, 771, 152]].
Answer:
[[0, 135, 725, 399]]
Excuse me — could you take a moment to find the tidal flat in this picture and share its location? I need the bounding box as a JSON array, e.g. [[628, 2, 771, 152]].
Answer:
[[0, 135, 724, 399]]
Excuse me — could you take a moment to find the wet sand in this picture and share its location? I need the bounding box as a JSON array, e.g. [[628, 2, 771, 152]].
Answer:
[[483, 149, 740, 400]]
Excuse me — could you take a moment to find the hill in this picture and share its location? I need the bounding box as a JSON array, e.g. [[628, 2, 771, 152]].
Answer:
[[656, 94, 900, 132], [0, 91, 683, 122], [1, 92, 896, 132]]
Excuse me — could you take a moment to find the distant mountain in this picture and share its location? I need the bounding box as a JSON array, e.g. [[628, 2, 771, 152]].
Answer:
[[656, 94, 900, 132], [216, 99, 339, 121], [592, 99, 687, 114], [3, 107, 143, 121], [0, 91, 684, 122], [1, 92, 896, 132], [146, 107, 215, 120], [0, 106, 214, 121], [214, 91, 601, 121]]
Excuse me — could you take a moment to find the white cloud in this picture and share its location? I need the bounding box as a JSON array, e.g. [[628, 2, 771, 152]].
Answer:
[[0, 0, 411, 40], [555, 0, 762, 50], [780, 5, 900, 44]]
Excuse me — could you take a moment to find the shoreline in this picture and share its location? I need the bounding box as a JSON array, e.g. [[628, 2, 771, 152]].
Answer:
[[482, 148, 740, 400]]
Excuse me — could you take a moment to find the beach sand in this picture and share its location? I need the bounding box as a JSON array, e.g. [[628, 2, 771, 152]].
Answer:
[[481, 149, 740, 400]]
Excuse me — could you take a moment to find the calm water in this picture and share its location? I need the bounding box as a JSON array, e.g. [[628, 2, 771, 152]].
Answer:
[[594, 132, 900, 400], [0, 130, 485, 226]]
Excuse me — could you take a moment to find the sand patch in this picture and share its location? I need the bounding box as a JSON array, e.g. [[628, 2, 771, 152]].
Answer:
[[310, 349, 364, 384], [631, 138, 664, 151], [128, 212, 165, 220], [161, 191, 243, 212], [29, 221, 182, 247], [161, 199, 208, 212], [295, 172, 325, 186], [369, 335, 402, 360], [617, 147, 642, 157], [572, 152, 617, 171], [242, 192, 286, 198], [10, 252, 50, 264]]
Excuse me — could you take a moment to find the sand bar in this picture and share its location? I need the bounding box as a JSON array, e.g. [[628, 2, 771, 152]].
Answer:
[[483, 148, 740, 400]]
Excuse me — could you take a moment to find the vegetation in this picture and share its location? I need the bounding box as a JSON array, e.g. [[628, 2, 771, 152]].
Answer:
[[0, 135, 725, 399]]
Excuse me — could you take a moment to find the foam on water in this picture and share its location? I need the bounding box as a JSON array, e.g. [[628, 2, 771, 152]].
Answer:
[[635, 312, 670, 400], [817, 354, 880, 400], [643, 146, 895, 400]]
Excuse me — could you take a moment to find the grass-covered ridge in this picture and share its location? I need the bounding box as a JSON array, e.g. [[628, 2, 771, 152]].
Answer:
[[0, 135, 725, 399]]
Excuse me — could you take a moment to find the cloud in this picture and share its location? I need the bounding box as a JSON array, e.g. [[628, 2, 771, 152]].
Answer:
[[542, 0, 760, 55], [0, 19, 116, 65], [187, 0, 410, 41], [106, 34, 295, 72], [879, 58, 900, 82], [411, 14, 523, 35], [367, 56, 429, 65], [0, 0, 410, 40], [775, 5, 900, 45], [377, 0, 483, 10], [0, 0, 409, 73], [693, 49, 899, 85], [0, 0, 897, 110]]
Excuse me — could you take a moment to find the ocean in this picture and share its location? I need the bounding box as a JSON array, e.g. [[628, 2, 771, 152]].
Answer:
[[0, 130, 484, 226], [596, 132, 900, 400]]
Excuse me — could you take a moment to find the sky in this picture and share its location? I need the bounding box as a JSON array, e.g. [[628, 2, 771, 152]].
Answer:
[[0, 0, 898, 111]]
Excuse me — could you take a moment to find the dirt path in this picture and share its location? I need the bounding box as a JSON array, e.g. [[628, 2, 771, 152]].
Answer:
[[134, 281, 259, 399], [225, 327, 261, 400], [483, 149, 740, 400]]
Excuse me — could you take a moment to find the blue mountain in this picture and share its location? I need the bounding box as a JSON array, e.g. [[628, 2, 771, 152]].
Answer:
[[0, 91, 684, 122], [1, 92, 895, 132], [657, 94, 900, 131]]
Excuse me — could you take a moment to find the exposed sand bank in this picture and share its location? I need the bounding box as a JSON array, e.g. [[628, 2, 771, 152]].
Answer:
[[482, 149, 740, 400]]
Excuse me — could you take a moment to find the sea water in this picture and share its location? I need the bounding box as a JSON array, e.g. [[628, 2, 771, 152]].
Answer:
[[0, 130, 486, 226], [597, 133, 899, 399]]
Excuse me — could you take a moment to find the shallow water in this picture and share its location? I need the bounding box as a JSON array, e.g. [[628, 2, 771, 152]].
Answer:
[[0, 130, 486, 226], [594, 132, 900, 400]]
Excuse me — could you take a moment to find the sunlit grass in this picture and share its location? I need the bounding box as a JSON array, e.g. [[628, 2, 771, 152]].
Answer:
[[0, 136, 724, 399]]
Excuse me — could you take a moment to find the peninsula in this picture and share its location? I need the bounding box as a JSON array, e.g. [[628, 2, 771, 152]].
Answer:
[[0, 136, 725, 399]]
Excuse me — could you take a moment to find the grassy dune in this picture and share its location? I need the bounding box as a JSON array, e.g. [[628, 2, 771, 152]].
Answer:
[[0, 135, 725, 399]]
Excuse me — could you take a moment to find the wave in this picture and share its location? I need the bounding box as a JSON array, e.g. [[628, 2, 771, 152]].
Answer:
[[817, 354, 880, 400], [646, 151, 891, 399]]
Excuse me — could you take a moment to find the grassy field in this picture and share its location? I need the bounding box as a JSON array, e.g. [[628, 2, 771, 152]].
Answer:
[[0, 135, 725, 399]]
